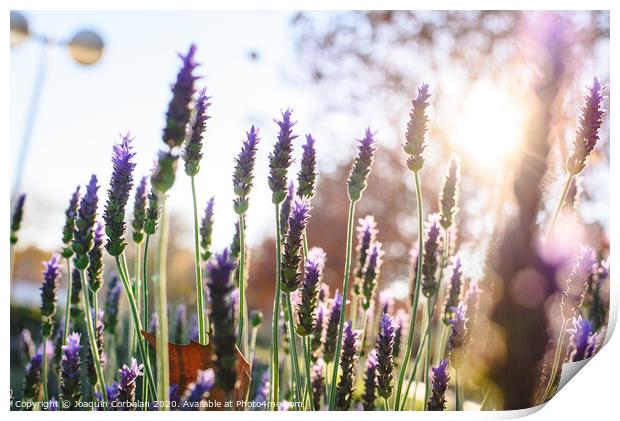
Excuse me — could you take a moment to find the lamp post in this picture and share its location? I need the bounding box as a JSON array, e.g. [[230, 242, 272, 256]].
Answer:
[[10, 11, 105, 204]]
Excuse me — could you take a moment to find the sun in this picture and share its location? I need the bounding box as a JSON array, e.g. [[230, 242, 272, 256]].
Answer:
[[448, 80, 527, 171]]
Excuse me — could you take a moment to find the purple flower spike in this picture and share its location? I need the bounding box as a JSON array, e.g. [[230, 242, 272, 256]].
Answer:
[[439, 155, 460, 230], [268, 108, 298, 204], [116, 358, 144, 409], [567, 77, 607, 175], [62, 187, 80, 256], [103, 134, 136, 257], [297, 133, 317, 199], [354, 215, 378, 290], [421, 214, 442, 297], [463, 280, 480, 338], [448, 304, 469, 369], [174, 304, 187, 344], [23, 351, 43, 401], [163, 44, 199, 149], [296, 247, 326, 336], [426, 359, 450, 411], [361, 241, 384, 310], [281, 197, 311, 292], [362, 350, 378, 410], [206, 249, 237, 392], [233, 126, 260, 214], [199, 196, 215, 260], [87, 222, 105, 292], [72, 175, 99, 270], [279, 181, 296, 234], [443, 256, 463, 324], [103, 275, 122, 335], [181, 369, 215, 408], [376, 313, 396, 399], [131, 176, 148, 243], [19, 329, 36, 363], [59, 333, 82, 407], [143, 189, 160, 235], [335, 320, 360, 410], [379, 290, 394, 315], [310, 359, 325, 410], [561, 245, 596, 319], [347, 128, 377, 202], [40, 254, 61, 337], [404, 84, 431, 173], [567, 316, 595, 362], [310, 303, 326, 361], [323, 290, 343, 363], [252, 371, 270, 408], [393, 309, 408, 361], [10, 193, 26, 245], [149, 312, 159, 334], [184, 88, 211, 177]]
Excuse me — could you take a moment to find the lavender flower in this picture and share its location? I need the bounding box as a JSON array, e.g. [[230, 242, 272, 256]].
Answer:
[[393, 310, 408, 362], [310, 303, 326, 361], [335, 321, 360, 410], [61, 187, 80, 257], [361, 242, 384, 310], [463, 280, 480, 340], [22, 351, 43, 401], [174, 303, 187, 344], [347, 128, 377, 202], [378, 290, 394, 315], [86, 310, 106, 384], [318, 283, 330, 303], [566, 77, 607, 175], [149, 312, 159, 334], [252, 371, 270, 408], [143, 189, 160, 235], [199, 196, 214, 260], [567, 316, 595, 362], [421, 214, 442, 297], [184, 88, 211, 176], [181, 369, 215, 408], [87, 222, 105, 292], [40, 254, 61, 337], [189, 313, 199, 342], [362, 350, 378, 410], [311, 359, 325, 410], [103, 275, 121, 335], [404, 84, 431, 173], [354, 215, 378, 294], [59, 333, 82, 407], [561, 246, 596, 320], [47, 397, 59, 411], [19, 329, 36, 364], [103, 134, 136, 256], [376, 313, 395, 399], [443, 256, 463, 324], [69, 268, 84, 328], [279, 181, 296, 235], [448, 304, 468, 369], [116, 358, 144, 410], [233, 126, 260, 214], [426, 359, 449, 411], [10, 193, 26, 245], [296, 247, 325, 336], [439, 155, 460, 230], [297, 133, 317, 199], [323, 291, 343, 363], [281, 197, 311, 292], [206, 249, 237, 391], [163, 44, 199, 149], [131, 176, 148, 243], [72, 175, 99, 270], [268, 108, 297, 204]]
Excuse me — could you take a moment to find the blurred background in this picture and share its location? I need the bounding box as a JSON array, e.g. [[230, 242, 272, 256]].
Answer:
[[10, 10, 609, 391]]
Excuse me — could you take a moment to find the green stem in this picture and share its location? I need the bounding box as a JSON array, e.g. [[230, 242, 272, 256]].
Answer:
[[394, 171, 424, 410], [154, 194, 170, 406], [245, 326, 259, 407], [191, 177, 207, 345], [328, 200, 356, 410], [79, 269, 107, 402], [384, 397, 390, 411], [141, 234, 151, 406], [41, 335, 49, 402], [270, 204, 282, 407], [131, 242, 142, 357], [114, 256, 156, 397], [540, 318, 569, 403], [423, 298, 433, 408], [285, 293, 302, 407], [62, 257, 72, 343], [237, 213, 247, 353], [455, 369, 463, 411], [302, 336, 313, 410], [546, 174, 574, 239]]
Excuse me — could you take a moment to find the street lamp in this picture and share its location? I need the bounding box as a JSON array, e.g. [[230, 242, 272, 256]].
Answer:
[[10, 11, 105, 203]]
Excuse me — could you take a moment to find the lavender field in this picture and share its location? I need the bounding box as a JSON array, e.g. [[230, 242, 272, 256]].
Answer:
[[9, 10, 610, 411]]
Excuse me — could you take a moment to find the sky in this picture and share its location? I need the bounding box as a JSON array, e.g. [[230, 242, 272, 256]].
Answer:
[[10, 11, 368, 252]]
